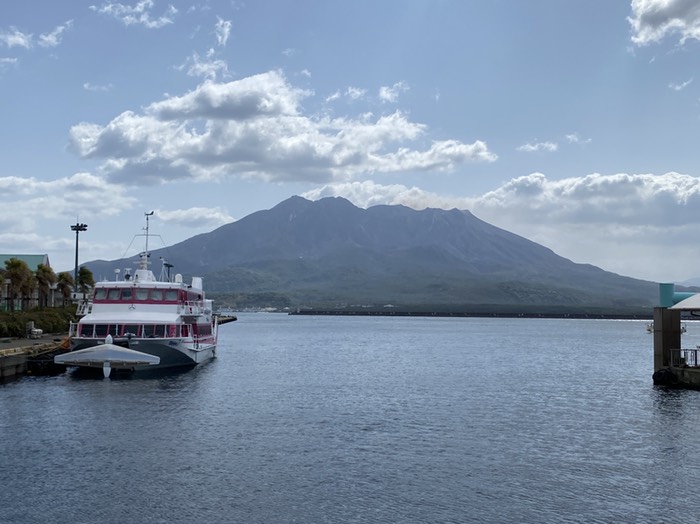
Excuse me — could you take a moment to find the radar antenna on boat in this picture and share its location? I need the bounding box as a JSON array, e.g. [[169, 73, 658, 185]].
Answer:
[[159, 257, 174, 282]]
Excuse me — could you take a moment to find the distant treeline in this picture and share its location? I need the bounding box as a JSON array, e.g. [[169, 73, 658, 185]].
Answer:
[[288, 303, 657, 319]]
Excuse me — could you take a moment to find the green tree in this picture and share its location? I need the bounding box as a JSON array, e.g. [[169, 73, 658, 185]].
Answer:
[[4, 258, 33, 312], [56, 271, 74, 306], [77, 266, 95, 295], [35, 263, 58, 308], [20, 271, 37, 310]]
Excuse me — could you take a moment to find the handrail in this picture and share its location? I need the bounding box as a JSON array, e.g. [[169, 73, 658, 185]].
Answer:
[[180, 301, 204, 315], [670, 348, 700, 368]]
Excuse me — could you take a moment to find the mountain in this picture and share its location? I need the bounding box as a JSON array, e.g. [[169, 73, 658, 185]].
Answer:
[[84, 196, 662, 311]]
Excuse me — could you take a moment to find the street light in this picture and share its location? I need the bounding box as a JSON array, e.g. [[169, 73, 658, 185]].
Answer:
[[71, 222, 88, 292]]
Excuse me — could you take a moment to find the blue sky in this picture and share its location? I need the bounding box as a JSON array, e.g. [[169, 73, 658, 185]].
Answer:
[[2, 0, 700, 283]]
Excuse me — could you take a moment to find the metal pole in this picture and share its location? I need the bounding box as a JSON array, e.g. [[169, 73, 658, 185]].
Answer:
[[70, 223, 88, 290]]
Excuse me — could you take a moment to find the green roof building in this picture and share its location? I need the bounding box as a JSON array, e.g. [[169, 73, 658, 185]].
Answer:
[[0, 254, 51, 271]]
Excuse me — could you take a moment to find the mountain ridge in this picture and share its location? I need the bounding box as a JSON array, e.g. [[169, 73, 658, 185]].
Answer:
[[84, 196, 665, 310]]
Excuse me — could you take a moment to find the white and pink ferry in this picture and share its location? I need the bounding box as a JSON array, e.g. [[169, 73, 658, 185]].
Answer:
[[56, 214, 218, 377]]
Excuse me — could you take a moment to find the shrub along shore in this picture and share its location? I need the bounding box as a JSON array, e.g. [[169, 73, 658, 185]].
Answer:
[[0, 307, 77, 339]]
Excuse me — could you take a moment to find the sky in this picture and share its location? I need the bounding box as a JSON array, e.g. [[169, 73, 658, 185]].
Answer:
[[2, 0, 700, 284]]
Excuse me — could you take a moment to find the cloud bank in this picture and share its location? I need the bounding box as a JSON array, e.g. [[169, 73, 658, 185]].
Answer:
[[629, 0, 700, 45], [68, 70, 497, 185]]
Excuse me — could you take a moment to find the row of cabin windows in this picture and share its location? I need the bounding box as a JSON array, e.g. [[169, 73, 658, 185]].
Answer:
[[78, 323, 213, 339], [79, 323, 191, 338], [93, 288, 181, 302]]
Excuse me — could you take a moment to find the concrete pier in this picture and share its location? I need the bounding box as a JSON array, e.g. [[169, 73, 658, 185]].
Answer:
[[0, 336, 66, 381], [0, 351, 28, 380], [652, 284, 700, 388]]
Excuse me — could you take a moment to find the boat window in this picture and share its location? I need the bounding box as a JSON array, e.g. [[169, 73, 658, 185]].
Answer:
[[154, 325, 166, 337], [121, 288, 133, 301], [135, 289, 148, 301], [107, 289, 120, 300], [80, 324, 94, 337], [108, 325, 118, 336], [165, 290, 178, 301], [94, 324, 109, 337], [94, 289, 107, 301], [143, 324, 156, 337], [150, 289, 164, 301], [120, 324, 139, 337]]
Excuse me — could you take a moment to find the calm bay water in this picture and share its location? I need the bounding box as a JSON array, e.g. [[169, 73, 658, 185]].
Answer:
[[2, 314, 700, 523]]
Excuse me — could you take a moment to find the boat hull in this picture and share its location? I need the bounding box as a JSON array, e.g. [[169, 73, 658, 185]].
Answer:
[[59, 337, 216, 373]]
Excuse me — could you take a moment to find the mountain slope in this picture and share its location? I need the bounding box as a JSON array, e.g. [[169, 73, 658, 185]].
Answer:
[[85, 196, 660, 308]]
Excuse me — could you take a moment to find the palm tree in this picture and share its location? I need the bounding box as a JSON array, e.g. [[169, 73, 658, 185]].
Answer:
[[4, 258, 33, 312], [77, 266, 95, 295], [56, 272, 74, 307], [35, 263, 57, 308], [19, 272, 37, 311]]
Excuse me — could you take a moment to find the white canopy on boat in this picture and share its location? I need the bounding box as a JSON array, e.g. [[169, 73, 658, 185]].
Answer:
[[55, 344, 160, 367], [670, 294, 700, 310]]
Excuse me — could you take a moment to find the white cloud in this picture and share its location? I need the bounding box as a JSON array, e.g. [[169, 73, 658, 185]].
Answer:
[[346, 86, 366, 100], [468, 171, 700, 280], [0, 27, 32, 48], [176, 50, 229, 80], [38, 20, 73, 48], [516, 141, 558, 153], [565, 132, 592, 145], [470, 172, 700, 225], [0, 21, 73, 50], [0, 57, 18, 70], [0, 172, 141, 271], [302, 180, 468, 210], [629, 0, 700, 45], [90, 0, 178, 29], [153, 206, 234, 228], [83, 82, 114, 92], [669, 77, 693, 90], [379, 81, 409, 103], [305, 172, 700, 227], [215, 17, 231, 46], [325, 90, 341, 103], [67, 70, 496, 185], [0, 172, 137, 225]]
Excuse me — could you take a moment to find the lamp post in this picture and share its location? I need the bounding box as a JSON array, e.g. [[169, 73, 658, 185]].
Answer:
[[71, 222, 88, 292]]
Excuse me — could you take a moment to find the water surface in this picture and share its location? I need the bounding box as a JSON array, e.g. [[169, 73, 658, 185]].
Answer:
[[1, 314, 698, 523]]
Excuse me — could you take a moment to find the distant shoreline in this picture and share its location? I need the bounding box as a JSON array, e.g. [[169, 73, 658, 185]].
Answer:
[[288, 310, 655, 320]]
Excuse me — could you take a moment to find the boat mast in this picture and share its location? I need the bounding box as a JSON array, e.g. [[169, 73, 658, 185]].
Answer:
[[140, 211, 154, 271]]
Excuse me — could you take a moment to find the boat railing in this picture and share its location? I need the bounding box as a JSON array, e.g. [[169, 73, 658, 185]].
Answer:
[[180, 301, 204, 316], [670, 348, 700, 368], [76, 300, 92, 316]]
